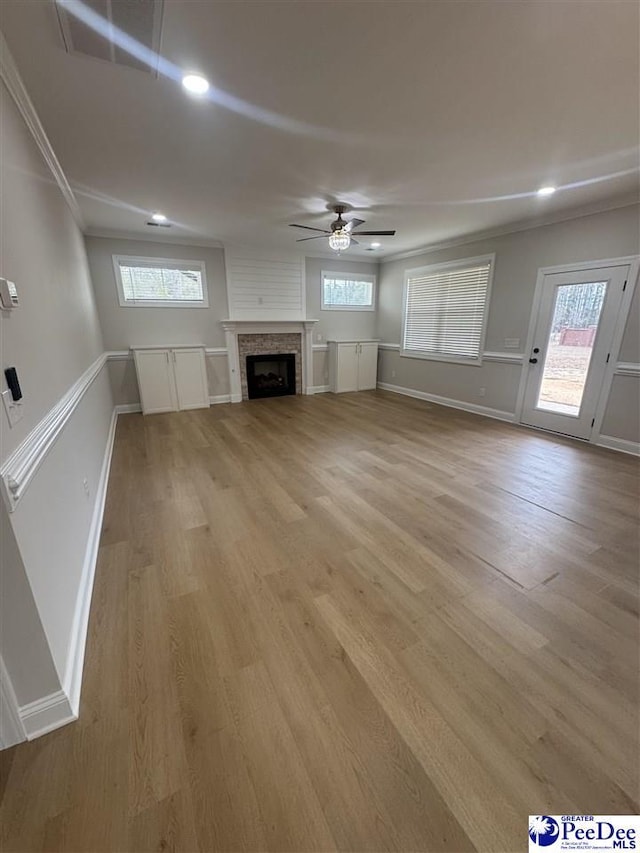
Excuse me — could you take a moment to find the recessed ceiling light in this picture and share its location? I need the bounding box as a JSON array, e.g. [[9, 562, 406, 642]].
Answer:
[[182, 73, 210, 95], [537, 185, 556, 197], [151, 212, 167, 222], [370, 242, 381, 248]]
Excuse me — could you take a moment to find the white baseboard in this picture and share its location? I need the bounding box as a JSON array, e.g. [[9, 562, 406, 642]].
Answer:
[[377, 382, 516, 423], [19, 689, 76, 740], [595, 435, 640, 456], [209, 394, 232, 405], [63, 406, 119, 716], [310, 385, 330, 394], [114, 403, 141, 414]]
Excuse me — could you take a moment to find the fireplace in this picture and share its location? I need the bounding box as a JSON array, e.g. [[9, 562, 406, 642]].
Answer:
[[246, 353, 296, 399]]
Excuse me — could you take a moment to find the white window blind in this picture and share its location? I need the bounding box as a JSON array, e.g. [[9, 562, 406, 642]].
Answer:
[[113, 256, 208, 307], [403, 258, 493, 361], [322, 271, 376, 310]]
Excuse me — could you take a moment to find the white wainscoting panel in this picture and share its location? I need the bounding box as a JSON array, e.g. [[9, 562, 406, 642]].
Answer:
[[0, 353, 107, 512]]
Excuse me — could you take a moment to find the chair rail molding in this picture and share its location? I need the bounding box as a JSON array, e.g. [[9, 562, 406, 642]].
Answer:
[[615, 362, 640, 377], [0, 353, 108, 512]]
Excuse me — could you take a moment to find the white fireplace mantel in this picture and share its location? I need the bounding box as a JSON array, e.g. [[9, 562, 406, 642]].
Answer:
[[222, 319, 318, 402]]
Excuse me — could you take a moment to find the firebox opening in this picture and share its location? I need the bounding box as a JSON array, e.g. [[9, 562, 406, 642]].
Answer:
[[246, 353, 296, 400]]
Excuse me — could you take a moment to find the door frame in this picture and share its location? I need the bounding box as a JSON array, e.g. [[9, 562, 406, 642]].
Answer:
[[515, 255, 640, 443]]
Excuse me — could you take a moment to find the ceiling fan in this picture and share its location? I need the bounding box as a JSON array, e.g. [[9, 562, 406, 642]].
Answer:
[[289, 203, 396, 252]]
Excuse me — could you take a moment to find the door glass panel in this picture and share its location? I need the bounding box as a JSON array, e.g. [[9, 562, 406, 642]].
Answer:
[[536, 281, 607, 416]]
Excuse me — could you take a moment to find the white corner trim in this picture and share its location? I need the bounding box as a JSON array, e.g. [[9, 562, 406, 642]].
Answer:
[[63, 407, 119, 714], [615, 362, 640, 377], [205, 347, 229, 357], [209, 395, 231, 404], [0, 353, 108, 512], [0, 654, 26, 748], [0, 32, 85, 230], [377, 382, 516, 423], [595, 435, 640, 456], [310, 385, 330, 394], [19, 690, 76, 741]]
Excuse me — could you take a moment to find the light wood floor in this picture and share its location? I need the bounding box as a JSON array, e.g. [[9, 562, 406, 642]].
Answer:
[[2, 391, 639, 852]]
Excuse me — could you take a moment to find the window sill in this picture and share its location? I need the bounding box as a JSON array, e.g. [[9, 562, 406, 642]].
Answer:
[[320, 304, 376, 312], [400, 349, 482, 367]]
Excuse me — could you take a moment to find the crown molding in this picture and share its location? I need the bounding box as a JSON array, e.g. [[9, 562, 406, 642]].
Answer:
[[381, 194, 639, 264], [84, 227, 225, 250], [0, 30, 85, 229]]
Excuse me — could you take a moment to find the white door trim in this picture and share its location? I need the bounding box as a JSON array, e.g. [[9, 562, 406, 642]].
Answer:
[[515, 255, 640, 443]]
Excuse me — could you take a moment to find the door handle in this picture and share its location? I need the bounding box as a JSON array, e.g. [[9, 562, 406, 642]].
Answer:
[[529, 358, 538, 364]]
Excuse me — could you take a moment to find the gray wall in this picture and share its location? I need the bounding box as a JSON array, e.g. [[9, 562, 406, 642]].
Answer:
[[0, 78, 113, 706], [377, 204, 640, 437], [88, 240, 378, 403], [85, 236, 229, 350], [305, 256, 379, 344]]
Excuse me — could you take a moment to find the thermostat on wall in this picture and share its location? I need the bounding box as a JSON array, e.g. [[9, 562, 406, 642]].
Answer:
[[0, 279, 18, 310]]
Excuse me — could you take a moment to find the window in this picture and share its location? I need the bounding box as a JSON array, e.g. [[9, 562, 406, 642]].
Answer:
[[113, 255, 208, 307], [321, 271, 376, 311], [402, 255, 494, 363]]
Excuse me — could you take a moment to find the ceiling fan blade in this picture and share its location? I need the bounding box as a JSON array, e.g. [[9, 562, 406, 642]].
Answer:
[[289, 224, 331, 233], [345, 218, 365, 232], [296, 234, 330, 242], [351, 230, 396, 236], [349, 237, 359, 245]]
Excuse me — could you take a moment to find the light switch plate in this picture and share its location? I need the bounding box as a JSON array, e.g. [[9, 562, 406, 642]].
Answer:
[[2, 389, 24, 427]]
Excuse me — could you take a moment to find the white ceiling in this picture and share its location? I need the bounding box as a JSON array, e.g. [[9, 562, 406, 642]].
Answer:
[[1, 0, 638, 258]]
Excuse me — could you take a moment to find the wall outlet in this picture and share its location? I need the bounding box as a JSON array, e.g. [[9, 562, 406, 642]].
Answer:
[[391, 370, 396, 378], [316, 333, 323, 342], [479, 387, 486, 397], [504, 337, 520, 349], [2, 388, 24, 427]]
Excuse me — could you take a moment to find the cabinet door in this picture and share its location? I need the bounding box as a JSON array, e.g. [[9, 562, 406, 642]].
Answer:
[[134, 350, 177, 414], [173, 348, 209, 410], [336, 344, 359, 392], [357, 343, 378, 390]]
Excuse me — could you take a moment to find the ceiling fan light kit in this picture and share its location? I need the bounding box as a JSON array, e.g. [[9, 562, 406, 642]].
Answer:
[[328, 230, 351, 252], [290, 203, 396, 253]]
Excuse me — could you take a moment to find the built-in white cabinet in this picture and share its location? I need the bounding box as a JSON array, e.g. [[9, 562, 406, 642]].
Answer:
[[132, 346, 209, 415], [328, 340, 379, 393]]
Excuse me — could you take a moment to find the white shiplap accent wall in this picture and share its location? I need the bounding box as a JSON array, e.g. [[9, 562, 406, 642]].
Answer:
[[225, 250, 305, 320]]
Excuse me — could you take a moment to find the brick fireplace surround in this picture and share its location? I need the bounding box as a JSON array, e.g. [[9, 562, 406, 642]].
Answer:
[[222, 320, 317, 402], [238, 333, 302, 400]]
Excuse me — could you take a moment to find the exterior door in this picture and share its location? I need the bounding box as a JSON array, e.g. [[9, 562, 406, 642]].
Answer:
[[520, 264, 629, 439]]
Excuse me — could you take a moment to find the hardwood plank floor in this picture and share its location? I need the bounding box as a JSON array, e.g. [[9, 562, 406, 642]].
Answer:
[[2, 391, 638, 852]]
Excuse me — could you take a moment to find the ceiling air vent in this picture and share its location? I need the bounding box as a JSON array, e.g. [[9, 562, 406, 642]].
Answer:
[[55, 0, 164, 76]]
